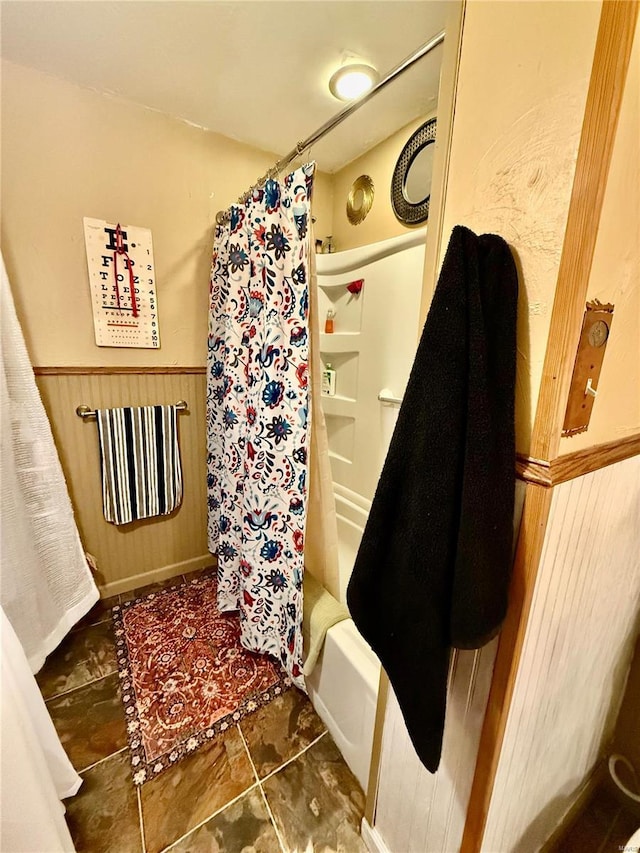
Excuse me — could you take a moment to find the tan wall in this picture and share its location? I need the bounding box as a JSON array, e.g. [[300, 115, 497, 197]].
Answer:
[[35, 371, 209, 592], [438, 0, 602, 455], [1, 61, 333, 590], [559, 19, 640, 453], [1, 60, 333, 368], [329, 115, 433, 252]]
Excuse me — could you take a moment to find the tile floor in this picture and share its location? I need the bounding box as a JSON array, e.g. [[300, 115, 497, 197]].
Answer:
[[37, 573, 366, 853]]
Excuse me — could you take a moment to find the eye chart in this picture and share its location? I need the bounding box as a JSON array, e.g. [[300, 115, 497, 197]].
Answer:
[[83, 217, 160, 348]]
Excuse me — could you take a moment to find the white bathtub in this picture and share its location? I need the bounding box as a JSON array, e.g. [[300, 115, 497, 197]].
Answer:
[[305, 231, 427, 792], [305, 480, 379, 791], [306, 619, 379, 791]]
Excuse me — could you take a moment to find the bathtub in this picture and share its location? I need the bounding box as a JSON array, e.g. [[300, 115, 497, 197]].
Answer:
[[305, 230, 427, 792], [306, 619, 380, 791], [305, 482, 379, 792]]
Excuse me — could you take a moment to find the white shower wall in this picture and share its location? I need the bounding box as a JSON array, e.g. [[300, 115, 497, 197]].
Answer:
[[316, 230, 427, 602], [308, 230, 428, 794]]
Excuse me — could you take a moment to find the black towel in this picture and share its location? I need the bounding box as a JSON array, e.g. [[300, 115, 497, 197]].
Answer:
[[347, 225, 518, 772]]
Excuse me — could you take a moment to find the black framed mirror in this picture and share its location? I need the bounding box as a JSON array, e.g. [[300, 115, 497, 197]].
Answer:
[[391, 117, 437, 225]]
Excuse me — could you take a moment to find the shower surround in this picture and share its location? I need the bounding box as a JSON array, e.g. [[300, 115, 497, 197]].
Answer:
[[307, 230, 427, 790]]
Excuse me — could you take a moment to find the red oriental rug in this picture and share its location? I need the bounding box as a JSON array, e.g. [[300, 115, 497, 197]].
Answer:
[[112, 573, 290, 785]]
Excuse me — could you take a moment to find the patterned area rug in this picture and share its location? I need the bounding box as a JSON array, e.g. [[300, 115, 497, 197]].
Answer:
[[112, 573, 291, 785]]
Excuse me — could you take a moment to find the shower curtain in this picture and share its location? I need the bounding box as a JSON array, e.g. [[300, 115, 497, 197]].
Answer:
[[1, 255, 99, 672], [303, 247, 340, 601], [1, 605, 81, 852], [207, 163, 337, 686]]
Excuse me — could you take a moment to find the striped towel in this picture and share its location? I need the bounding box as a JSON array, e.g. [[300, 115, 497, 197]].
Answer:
[[96, 406, 183, 525]]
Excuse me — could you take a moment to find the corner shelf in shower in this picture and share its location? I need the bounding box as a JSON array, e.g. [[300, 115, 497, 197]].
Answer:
[[320, 332, 361, 351], [328, 450, 352, 465], [319, 350, 359, 402], [324, 413, 355, 465], [318, 279, 364, 335], [321, 393, 356, 405], [321, 394, 357, 421], [319, 329, 361, 468]]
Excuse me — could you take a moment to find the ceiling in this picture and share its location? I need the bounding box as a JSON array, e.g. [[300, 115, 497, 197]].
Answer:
[[0, 1, 448, 172]]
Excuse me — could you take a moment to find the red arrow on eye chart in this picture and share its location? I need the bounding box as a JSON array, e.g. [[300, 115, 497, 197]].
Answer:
[[112, 223, 138, 317]]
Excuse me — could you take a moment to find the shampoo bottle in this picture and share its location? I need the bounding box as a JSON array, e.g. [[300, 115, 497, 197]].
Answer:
[[322, 363, 337, 397], [325, 309, 335, 334]]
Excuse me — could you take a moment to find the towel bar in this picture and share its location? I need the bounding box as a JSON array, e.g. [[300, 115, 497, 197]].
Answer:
[[377, 390, 402, 406], [76, 400, 189, 419]]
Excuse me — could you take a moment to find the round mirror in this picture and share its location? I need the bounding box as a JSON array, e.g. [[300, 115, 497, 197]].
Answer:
[[391, 117, 437, 225], [403, 143, 435, 205]]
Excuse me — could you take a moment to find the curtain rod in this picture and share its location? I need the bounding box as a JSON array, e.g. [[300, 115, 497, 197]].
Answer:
[[215, 30, 446, 225]]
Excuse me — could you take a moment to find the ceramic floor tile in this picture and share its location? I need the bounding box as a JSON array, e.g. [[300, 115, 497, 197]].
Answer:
[[36, 621, 118, 700], [47, 672, 127, 772], [140, 726, 254, 853], [240, 686, 326, 778], [262, 733, 366, 853], [65, 751, 141, 853], [74, 595, 120, 630], [167, 787, 280, 853]]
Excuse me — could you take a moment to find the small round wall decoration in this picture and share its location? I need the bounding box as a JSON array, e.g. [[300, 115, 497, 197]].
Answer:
[[391, 117, 437, 225], [346, 175, 375, 225]]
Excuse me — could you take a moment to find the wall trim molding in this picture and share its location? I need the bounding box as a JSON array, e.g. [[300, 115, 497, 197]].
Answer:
[[100, 554, 214, 597], [34, 366, 206, 375], [516, 432, 640, 487], [515, 454, 553, 487], [360, 818, 392, 853], [365, 669, 390, 825], [461, 484, 554, 851], [551, 433, 640, 484]]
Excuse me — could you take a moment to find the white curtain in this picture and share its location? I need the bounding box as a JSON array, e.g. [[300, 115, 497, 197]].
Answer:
[[304, 244, 340, 600], [1, 605, 81, 852], [0, 255, 98, 672]]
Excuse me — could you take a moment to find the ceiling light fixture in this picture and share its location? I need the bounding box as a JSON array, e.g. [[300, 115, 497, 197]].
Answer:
[[329, 63, 379, 102]]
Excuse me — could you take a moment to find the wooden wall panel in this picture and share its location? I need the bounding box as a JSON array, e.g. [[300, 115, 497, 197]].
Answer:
[[482, 455, 640, 851], [374, 644, 498, 853], [36, 371, 210, 593]]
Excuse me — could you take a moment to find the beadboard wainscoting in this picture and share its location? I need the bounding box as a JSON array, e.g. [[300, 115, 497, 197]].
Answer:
[[35, 368, 210, 594], [372, 642, 498, 852], [482, 454, 640, 851]]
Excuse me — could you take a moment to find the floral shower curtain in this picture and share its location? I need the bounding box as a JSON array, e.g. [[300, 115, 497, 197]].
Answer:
[[207, 163, 316, 687]]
